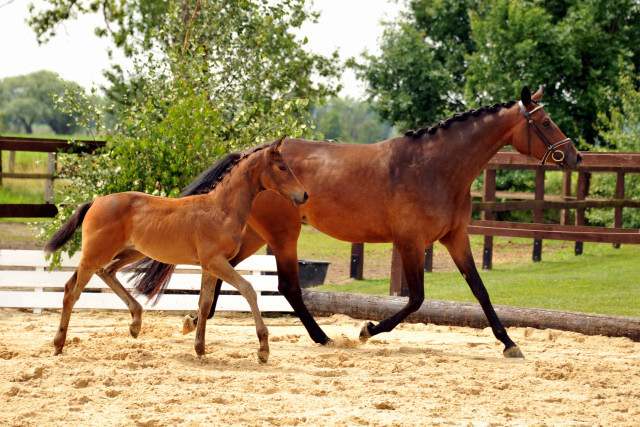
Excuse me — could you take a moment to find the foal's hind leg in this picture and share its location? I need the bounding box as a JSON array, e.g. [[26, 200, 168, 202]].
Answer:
[[95, 249, 145, 338], [200, 258, 269, 363], [440, 227, 524, 358], [53, 266, 96, 355]]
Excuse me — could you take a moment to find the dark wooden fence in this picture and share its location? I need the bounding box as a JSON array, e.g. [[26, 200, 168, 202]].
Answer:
[[4, 137, 639, 295], [347, 150, 640, 296], [0, 136, 105, 218]]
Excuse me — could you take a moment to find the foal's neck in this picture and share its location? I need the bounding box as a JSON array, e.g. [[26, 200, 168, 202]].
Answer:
[[204, 154, 263, 222]]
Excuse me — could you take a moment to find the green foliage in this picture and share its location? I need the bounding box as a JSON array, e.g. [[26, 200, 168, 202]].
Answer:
[[354, 0, 640, 147], [311, 97, 395, 143], [350, 0, 473, 130], [34, 1, 341, 264], [0, 71, 84, 134], [588, 73, 640, 228]]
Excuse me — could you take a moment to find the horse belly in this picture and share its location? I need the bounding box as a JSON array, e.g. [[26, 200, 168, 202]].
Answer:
[[301, 201, 393, 243]]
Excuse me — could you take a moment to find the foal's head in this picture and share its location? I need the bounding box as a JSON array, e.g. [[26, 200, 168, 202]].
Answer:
[[511, 86, 582, 170], [256, 136, 308, 206]]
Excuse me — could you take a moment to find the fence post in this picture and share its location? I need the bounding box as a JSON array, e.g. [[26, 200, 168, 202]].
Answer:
[[44, 152, 57, 204], [424, 245, 433, 272], [532, 169, 545, 262], [482, 169, 496, 269], [613, 171, 625, 249], [350, 243, 364, 279], [561, 171, 572, 225], [389, 244, 408, 297], [575, 171, 591, 255]]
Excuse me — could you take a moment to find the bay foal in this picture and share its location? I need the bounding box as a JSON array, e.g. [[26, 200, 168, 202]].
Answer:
[[45, 137, 307, 363]]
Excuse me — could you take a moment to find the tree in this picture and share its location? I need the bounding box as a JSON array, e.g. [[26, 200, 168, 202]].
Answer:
[[312, 97, 395, 143], [34, 1, 342, 261], [588, 72, 640, 228], [466, 0, 640, 147], [353, 0, 640, 147], [0, 71, 82, 134]]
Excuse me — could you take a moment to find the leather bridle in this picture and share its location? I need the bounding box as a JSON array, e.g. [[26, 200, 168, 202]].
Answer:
[[518, 100, 573, 165]]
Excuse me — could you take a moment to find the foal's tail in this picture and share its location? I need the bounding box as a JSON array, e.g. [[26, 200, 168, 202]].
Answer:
[[124, 258, 177, 305], [44, 201, 94, 254]]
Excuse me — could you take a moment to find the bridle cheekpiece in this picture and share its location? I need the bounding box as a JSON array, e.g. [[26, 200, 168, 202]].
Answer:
[[518, 100, 573, 165]]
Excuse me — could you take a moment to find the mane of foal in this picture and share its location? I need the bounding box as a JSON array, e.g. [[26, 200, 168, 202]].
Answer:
[[404, 100, 517, 140]]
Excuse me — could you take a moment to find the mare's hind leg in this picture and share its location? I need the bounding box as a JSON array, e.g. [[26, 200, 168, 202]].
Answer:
[[200, 258, 269, 363], [95, 249, 145, 338], [54, 266, 96, 355], [360, 238, 425, 341], [439, 227, 524, 358]]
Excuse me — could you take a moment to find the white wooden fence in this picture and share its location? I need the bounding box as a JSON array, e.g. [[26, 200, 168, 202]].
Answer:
[[0, 249, 292, 313]]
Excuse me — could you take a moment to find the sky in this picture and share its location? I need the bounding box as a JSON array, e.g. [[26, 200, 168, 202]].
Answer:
[[0, 0, 403, 98]]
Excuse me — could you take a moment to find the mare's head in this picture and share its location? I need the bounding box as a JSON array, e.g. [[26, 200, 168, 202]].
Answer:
[[511, 86, 582, 170], [257, 136, 308, 206]]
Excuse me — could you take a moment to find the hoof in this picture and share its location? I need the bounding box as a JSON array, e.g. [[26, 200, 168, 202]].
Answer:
[[183, 315, 196, 335], [323, 338, 335, 346], [195, 343, 205, 357], [129, 324, 141, 339], [504, 345, 525, 358], [359, 321, 374, 342], [53, 348, 62, 356], [257, 351, 269, 364]]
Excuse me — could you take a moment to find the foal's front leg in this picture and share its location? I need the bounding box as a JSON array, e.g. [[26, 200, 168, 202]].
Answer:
[[194, 272, 216, 357], [201, 258, 269, 363]]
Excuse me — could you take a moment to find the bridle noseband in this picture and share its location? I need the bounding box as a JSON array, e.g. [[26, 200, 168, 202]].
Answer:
[[518, 100, 573, 165]]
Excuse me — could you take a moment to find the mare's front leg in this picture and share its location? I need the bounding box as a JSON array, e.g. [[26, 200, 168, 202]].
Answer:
[[439, 227, 524, 358], [95, 249, 145, 338], [270, 240, 332, 345], [359, 239, 425, 341]]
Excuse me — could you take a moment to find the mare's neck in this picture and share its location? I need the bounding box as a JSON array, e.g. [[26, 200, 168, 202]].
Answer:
[[430, 105, 519, 189]]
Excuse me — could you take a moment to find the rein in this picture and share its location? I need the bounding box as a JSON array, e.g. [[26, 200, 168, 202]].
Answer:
[[518, 100, 573, 165]]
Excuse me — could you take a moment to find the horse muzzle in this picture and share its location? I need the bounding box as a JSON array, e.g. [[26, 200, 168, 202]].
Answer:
[[292, 191, 309, 207]]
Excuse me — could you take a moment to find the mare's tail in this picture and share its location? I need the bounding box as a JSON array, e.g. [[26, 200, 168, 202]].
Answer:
[[44, 201, 94, 254], [124, 258, 177, 305]]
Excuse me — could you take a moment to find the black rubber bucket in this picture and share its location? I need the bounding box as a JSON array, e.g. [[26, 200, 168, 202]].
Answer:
[[297, 260, 330, 288]]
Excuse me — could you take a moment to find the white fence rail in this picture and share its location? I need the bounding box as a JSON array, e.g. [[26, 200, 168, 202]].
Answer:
[[0, 250, 292, 313]]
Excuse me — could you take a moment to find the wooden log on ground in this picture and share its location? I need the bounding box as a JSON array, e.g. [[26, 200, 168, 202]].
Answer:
[[301, 290, 640, 342]]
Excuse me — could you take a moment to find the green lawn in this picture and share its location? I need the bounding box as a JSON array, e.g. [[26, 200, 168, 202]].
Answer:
[[316, 241, 640, 317]]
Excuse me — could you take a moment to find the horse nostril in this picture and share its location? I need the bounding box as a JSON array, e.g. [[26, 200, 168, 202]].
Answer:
[[577, 152, 583, 164], [303, 192, 309, 202]]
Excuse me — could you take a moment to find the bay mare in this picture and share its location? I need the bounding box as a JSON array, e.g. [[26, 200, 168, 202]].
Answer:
[[136, 86, 583, 358], [44, 137, 307, 363]]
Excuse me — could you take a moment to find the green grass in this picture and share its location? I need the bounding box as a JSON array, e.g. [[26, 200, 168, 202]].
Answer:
[[1, 150, 48, 206], [316, 242, 640, 317]]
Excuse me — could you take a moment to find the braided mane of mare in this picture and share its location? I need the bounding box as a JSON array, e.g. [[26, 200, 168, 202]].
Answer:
[[126, 144, 271, 303], [403, 101, 517, 139]]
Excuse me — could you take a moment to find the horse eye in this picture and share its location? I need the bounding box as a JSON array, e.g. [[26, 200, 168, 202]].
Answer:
[[278, 165, 286, 171], [543, 120, 551, 127]]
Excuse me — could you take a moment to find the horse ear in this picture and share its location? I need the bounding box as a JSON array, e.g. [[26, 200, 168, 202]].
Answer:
[[531, 86, 544, 102], [273, 135, 286, 153], [520, 86, 532, 106]]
